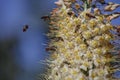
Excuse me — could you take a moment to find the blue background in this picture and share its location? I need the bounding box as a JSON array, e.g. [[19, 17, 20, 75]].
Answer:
[[0, 0, 120, 80]]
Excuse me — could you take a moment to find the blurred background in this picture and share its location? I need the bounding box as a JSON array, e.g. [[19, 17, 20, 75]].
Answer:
[[0, 0, 120, 80], [0, 0, 56, 80]]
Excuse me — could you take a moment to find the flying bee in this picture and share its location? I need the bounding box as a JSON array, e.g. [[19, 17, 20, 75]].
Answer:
[[23, 25, 29, 32], [41, 15, 50, 21]]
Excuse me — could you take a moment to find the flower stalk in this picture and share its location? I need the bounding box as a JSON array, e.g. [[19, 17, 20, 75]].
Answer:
[[41, 0, 120, 80]]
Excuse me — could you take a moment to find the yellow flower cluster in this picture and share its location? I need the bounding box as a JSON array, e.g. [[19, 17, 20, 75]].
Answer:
[[45, 0, 119, 80]]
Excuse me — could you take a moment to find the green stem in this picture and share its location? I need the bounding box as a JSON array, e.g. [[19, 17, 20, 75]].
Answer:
[[84, 1, 88, 11], [83, 0, 91, 11]]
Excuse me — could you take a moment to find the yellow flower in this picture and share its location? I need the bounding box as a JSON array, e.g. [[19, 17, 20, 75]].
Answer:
[[99, 70, 104, 75], [91, 73, 96, 78], [80, 65, 87, 71], [52, 67, 58, 75], [65, 33, 71, 38], [64, 52, 71, 58], [79, 44, 87, 50], [61, 65, 68, 73], [79, 78, 85, 80], [82, 30, 92, 39], [106, 23, 113, 30], [77, 74, 86, 80], [89, 19, 96, 29], [74, 18, 81, 24], [65, 76, 73, 80], [96, 15, 104, 22], [86, 51, 92, 58], [88, 40, 100, 48], [67, 23, 73, 28], [75, 36, 83, 44], [102, 46, 111, 54], [93, 48, 102, 54], [92, 28, 100, 36], [94, 36, 104, 42], [67, 42, 74, 48], [70, 68, 79, 75], [100, 24, 108, 32], [51, 53, 58, 59], [96, 58, 101, 63], [83, 61, 89, 67], [80, 24, 88, 31], [103, 34, 113, 41], [62, 29, 68, 33]]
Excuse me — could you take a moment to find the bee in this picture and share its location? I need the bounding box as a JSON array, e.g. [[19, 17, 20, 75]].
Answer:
[[41, 15, 50, 21], [23, 25, 29, 32]]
